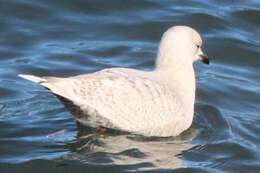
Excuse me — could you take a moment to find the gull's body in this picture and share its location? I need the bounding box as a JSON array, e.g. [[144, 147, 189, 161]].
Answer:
[[19, 26, 209, 137]]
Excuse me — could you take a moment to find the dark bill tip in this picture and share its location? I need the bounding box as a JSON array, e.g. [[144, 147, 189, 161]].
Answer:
[[200, 54, 210, 65]]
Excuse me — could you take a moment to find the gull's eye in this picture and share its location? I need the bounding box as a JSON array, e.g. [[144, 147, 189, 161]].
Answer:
[[196, 45, 200, 49]]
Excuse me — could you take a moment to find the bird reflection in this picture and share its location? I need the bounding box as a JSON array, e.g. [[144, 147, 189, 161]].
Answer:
[[65, 122, 197, 170]]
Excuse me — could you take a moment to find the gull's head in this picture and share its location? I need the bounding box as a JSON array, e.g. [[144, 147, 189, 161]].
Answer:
[[157, 26, 209, 68]]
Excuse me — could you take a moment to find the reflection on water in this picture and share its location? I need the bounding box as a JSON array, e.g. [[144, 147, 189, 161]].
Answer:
[[64, 125, 196, 170]]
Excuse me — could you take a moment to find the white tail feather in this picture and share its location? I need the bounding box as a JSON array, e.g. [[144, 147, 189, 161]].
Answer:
[[18, 74, 46, 83], [19, 74, 71, 100]]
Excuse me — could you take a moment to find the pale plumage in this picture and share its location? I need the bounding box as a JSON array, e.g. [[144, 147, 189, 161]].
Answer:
[[19, 26, 209, 137]]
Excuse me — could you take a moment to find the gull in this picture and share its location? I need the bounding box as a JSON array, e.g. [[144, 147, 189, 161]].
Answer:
[[19, 26, 209, 137]]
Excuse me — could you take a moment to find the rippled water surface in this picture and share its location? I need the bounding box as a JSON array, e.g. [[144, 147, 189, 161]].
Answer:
[[1, 1, 260, 172]]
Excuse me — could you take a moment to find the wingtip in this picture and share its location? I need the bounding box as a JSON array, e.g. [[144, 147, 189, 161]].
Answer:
[[18, 74, 46, 83], [18, 74, 27, 78]]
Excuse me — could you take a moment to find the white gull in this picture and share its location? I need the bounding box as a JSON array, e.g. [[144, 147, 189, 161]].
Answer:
[[19, 26, 209, 137]]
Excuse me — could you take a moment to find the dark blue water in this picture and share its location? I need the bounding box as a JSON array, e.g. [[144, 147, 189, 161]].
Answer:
[[1, 0, 260, 172]]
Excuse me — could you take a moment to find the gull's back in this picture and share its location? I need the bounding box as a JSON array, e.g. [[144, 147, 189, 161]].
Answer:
[[19, 25, 207, 137], [20, 68, 185, 137]]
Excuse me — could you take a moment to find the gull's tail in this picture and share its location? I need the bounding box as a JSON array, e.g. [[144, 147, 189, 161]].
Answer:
[[18, 74, 84, 121], [18, 74, 71, 100], [18, 74, 47, 83]]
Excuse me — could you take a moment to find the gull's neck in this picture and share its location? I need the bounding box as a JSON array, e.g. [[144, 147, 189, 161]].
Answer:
[[154, 45, 196, 118], [155, 53, 196, 98]]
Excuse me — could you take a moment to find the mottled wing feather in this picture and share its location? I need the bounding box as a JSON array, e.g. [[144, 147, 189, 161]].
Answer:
[[43, 69, 182, 135]]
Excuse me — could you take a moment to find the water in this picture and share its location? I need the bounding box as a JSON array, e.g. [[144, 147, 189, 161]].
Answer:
[[0, 0, 260, 172]]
